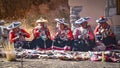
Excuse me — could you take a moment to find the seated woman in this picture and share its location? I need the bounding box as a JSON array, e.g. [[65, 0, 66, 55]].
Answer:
[[73, 17, 95, 51], [94, 16, 117, 50], [52, 18, 73, 50], [0, 20, 9, 46], [8, 22, 30, 49], [31, 18, 52, 50]]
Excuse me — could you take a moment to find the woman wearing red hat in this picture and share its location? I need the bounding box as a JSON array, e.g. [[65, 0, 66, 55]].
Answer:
[[73, 17, 95, 51], [94, 16, 117, 50], [8, 21, 30, 48], [31, 18, 52, 50]]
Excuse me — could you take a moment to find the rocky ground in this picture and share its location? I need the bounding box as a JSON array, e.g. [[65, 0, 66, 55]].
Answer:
[[0, 58, 120, 68], [0, 47, 120, 68]]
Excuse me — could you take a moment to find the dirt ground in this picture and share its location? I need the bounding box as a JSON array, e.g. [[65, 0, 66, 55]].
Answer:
[[0, 58, 120, 68]]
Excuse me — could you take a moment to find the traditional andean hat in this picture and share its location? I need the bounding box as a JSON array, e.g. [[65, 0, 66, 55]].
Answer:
[[75, 17, 90, 24], [7, 21, 21, 30], [54, 18, 68, 25], [96, 16, 107, 23], [36, 18, 48, 23]]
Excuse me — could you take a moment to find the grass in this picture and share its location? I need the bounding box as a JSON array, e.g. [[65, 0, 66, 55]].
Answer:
[[3, 43, 16, 61]]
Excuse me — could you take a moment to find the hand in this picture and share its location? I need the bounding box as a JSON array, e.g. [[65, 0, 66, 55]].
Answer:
[[13, 36, 19, 40], [18, 32, 22, 35], [23, 33, 26, 37], [100, 29, 105, 33], [78, 35, 82, 39], [16, 36, 19, 39], [56, 31, 61, 36]]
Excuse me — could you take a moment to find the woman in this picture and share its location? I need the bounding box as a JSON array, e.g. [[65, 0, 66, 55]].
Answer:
[[0, 20, 9, 46], [73, 17, 95, 51], [31, 18, 52, 50], [8, 21, 30, 48], [94, 16, 117, 50], [53, 18, 73, 50]]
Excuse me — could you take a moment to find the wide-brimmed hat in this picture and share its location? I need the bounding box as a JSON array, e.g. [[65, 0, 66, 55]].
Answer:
[[36, 18, 48, 23], [75, 17, 90, 24], [54, 18, 68, 25], [96, 16, 107, 23], [7, 21, 21, 30]]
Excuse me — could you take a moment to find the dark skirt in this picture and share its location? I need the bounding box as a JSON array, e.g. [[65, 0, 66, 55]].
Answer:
[[53, 38, 73, 49], [87, 39, 96, 50], [14, 41, 24, 48], [72, 39, 87, 51], [102, 36, 117, 46], [72, 39, 96, 51], [96, 35, 117, 50], [96, 35, 117, 46], [14, 41, 31, 49], [30, 38, 52, 49]]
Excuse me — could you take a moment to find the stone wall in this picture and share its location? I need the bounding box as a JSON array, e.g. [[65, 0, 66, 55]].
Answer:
[[68, 0, 120, 40], [69, 0, 106, 27]]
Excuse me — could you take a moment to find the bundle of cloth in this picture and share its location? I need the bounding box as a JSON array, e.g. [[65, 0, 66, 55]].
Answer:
[[15, 49, 120, 62]]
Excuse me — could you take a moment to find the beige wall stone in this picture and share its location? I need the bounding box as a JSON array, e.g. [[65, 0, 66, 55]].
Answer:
[[69, 0, 106, 27], [112, 15, 120, 25]]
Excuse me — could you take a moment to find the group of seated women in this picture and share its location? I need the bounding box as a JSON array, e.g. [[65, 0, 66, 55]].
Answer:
[[8, 16, 117, 51]]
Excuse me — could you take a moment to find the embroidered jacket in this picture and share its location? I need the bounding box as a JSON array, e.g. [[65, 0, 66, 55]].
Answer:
[[9, 28, 30, 43], [94, 25, 115, 38], [73, 26, 94, 40], [54, 28, 73, 40], [33, 26, 51, 39]]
